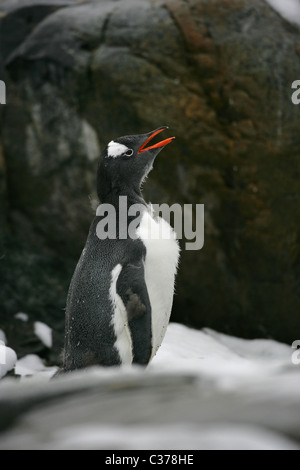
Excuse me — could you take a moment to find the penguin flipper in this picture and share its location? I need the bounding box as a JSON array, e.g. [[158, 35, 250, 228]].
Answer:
[[117, 262, 152, 365]]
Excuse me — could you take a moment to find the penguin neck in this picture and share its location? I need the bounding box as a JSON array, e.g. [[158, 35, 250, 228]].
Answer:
[[99, 184, 147, 208]]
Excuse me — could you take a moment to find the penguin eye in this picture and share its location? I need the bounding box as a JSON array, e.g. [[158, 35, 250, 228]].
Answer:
[[124, 149, 133, 157]]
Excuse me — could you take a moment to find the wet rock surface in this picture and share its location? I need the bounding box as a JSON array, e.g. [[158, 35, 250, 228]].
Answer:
[[0, 321, 300, 450], [0, 0, 300, 359]]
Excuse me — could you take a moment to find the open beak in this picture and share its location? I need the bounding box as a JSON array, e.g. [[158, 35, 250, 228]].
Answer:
[[138, 126, 175, 154]]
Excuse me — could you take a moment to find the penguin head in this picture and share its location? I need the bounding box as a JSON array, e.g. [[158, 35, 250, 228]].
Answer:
[[97, 126, 175, 201]]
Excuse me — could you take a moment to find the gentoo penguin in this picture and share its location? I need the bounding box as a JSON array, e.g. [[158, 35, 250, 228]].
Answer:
[[63, 126, 180, 371]]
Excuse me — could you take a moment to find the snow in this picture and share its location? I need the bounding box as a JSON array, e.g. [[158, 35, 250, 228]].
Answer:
[[0, 329, 17, 379], [15, 354, 57, 380], [14, 312, 29, 322], [0, 321, 296, 386], [0, 329, 7, 343], [34, 321, 53, 349], [0, 343, 17, 379], [47, 325, 298, 450], [42, 423, 299, 451], [0, 319, 55, 380], [204, 328, 291, 359], [0, 322, 299, 449], [265, 0, 300, 26], [149, 324, 294, 389]]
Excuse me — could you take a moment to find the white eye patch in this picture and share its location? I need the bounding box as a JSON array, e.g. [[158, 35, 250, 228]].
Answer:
[[107, 141, 129, 158]]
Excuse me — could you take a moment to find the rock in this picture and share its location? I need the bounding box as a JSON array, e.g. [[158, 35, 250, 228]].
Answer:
[[0, 0, 300, 352], [0, 366, 299, 449], [0, 141, 7, 243], [1, 321, 300, 449], [0, 0, 78, 65]]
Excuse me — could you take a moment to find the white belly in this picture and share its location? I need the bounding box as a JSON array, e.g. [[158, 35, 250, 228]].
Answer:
[[137, 210, 180, 359]]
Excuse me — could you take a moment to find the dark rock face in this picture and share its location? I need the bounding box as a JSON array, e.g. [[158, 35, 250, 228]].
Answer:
[[0, 0, 300, 355]]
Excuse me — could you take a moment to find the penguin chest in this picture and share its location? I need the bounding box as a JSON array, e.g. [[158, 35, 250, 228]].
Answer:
[[137, 211, 180, 358]]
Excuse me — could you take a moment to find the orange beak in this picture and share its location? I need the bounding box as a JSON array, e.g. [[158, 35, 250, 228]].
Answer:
[[138, 127, 175, 154]]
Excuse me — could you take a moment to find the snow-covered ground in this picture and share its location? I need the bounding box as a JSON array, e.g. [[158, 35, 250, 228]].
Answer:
[[15, 354, 57, 380], [0, 322, 295, 384], [265, 0, 300, 26], [0, 337, 17, 379], [0, 322, 299, 450], [0, 319, 54, 381], [0, 346, 16, 378], [150, 324, 293, 383], [29, 422, 298, 451]]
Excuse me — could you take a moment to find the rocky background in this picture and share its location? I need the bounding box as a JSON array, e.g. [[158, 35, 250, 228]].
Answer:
[[0, 0, 300, 363]]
